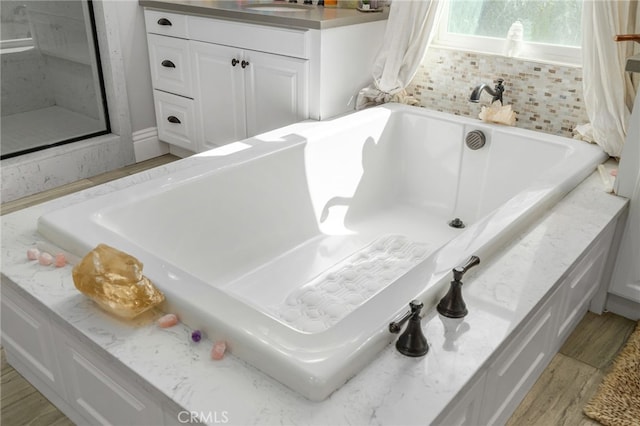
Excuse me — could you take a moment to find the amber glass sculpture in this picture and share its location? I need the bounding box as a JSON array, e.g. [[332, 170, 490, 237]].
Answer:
[[72, 244, 165, 319]]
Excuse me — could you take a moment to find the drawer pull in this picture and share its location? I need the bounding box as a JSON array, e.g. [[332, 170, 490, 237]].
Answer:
[[161, 60, 176, 68], [231, 58, 239, 67], [241, 60, 250, 69], [157, 18, 172, 26], [167, 116, 181, 124]]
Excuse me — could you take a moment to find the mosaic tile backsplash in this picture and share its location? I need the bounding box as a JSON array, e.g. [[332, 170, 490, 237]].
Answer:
[[407, 47, 589, 138]]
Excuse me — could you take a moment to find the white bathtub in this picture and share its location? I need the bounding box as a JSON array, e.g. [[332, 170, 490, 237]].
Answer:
[[38, 104, 606, 401]]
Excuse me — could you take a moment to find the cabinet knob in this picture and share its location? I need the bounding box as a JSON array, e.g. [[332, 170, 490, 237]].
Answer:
[[167, 116, 181, 124], [231, 58, 239, 67], [157, 18, 172, 26], [241, 60, 250, 69], [161, 60, 176, 68]]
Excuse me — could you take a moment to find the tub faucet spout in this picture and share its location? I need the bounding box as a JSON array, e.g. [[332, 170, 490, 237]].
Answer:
[[470, 79, 505, 104]]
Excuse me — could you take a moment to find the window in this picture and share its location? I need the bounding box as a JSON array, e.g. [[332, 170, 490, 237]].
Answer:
[[434, 0, 583, 65]]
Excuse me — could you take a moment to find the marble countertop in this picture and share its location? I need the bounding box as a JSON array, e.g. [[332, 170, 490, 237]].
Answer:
[[0, 151, 627, 425], [139, 0, 390, 30]]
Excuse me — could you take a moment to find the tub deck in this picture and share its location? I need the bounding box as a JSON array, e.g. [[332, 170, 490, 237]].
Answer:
[[0, 158, 626, 425], [36, 104, 607, 400]]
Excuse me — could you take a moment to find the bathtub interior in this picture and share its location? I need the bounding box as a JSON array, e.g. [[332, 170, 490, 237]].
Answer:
[[57, 107, 574, 335]]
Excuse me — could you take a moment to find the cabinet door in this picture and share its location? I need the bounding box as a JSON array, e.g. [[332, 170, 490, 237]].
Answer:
[[480, 294, 558, 426], [55, 328, 164, 426], [1, 285, 65, 396], [433, 372, 487, 426], [244, 50, 308, 137], [191, 40, 246, 151]]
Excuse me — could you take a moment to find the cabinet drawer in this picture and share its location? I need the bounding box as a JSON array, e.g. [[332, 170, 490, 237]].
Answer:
[[154, 90, 197, 151], [144, 9, 187, 39], [189, 15, 309, 59], [147, 34, 193, 97]]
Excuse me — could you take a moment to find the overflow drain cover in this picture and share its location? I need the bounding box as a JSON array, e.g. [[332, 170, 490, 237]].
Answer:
[[466, 130, 486, 150]]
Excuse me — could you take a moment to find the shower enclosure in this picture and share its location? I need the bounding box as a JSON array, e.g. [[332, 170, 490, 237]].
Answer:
[[1, 0, 109, 159]]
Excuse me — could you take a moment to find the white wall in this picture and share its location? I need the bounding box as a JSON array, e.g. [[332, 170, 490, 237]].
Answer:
[[114, 0, 155, 133], [607, 87, 640, 319]]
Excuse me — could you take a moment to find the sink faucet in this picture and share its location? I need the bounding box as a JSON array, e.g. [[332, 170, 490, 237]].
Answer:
[[470, 79, 505, 105]]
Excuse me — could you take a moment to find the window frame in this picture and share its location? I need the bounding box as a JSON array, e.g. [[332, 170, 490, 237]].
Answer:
[[432, 0, 582, 67]]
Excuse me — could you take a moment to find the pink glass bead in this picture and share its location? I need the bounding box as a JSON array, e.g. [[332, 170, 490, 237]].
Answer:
[[157, 313, 178, 328], [27, 248, 40, 260], [54, 253, 67, 268], [211, 341, 226, 360], [38, 252, 53, 266]]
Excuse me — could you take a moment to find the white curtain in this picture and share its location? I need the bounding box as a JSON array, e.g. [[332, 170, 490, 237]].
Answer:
[[581, 0, 639, 157], [356, 0, 443, 109]]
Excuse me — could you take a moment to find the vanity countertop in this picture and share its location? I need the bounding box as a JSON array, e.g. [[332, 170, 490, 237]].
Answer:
[[138, 0, 389, 30], [0, 139, 627, 425]]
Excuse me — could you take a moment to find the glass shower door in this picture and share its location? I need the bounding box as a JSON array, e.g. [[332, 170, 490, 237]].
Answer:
[[0, 0, 109, 159]]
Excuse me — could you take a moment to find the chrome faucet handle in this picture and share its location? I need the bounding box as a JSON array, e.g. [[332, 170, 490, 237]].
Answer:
[[452, 255, 480, 282]]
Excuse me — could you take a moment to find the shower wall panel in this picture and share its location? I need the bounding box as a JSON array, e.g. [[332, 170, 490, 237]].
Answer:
[[0, 49, 54, 115]]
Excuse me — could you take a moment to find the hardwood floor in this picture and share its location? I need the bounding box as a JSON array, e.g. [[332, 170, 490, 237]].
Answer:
[[1, 155, 636, 425]]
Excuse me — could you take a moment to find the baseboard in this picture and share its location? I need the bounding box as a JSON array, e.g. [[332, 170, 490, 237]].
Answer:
[[133, 127, 169, 162], [169, 144, 196, 158], [605, 293, 640, 320]]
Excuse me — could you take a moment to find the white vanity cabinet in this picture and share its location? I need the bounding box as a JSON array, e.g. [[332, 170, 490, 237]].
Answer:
[[145, 10, 308, 153], [144, 8, 385, 154]]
